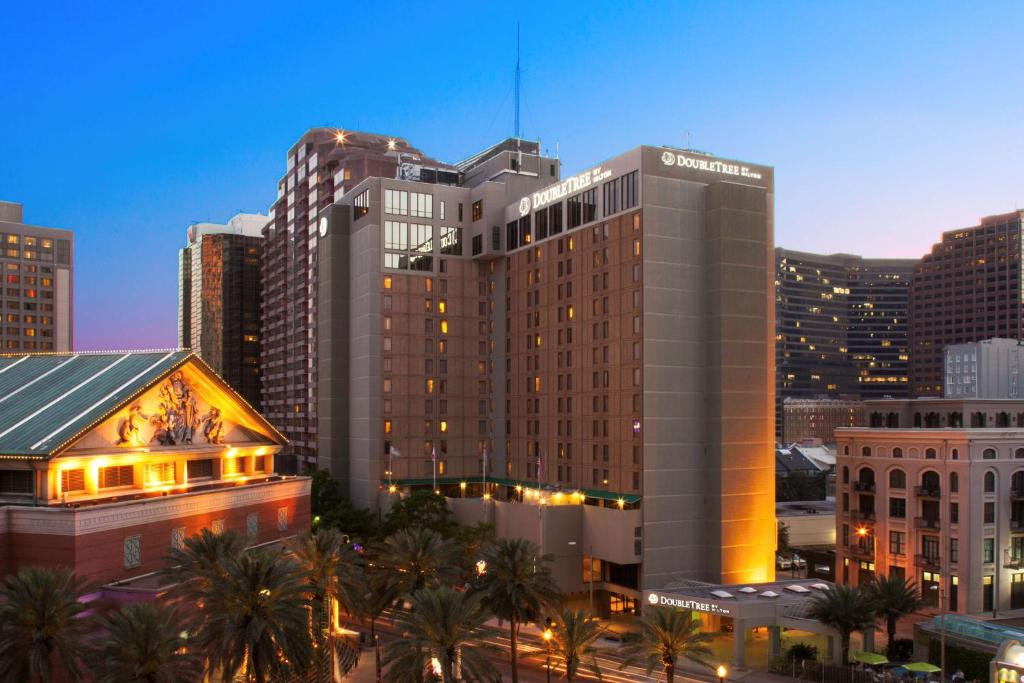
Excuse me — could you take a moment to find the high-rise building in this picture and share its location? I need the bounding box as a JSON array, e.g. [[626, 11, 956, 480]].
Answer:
[[261, 129, 456, 470], [0, 201, 73, 352], [945, 338, 1024, 399], [178, 213, 266, 408], [836, 397, 1024, 614], [775, 250, 915, 440], [910, 211, 1024, 397], [319, 141, 776, 603]]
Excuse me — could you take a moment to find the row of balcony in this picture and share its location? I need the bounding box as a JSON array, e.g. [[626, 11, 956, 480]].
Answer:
[[850, 513, 1024, 530]]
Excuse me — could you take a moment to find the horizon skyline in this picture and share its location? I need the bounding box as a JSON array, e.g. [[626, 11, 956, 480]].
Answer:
[[2, 1, 1022, 350]]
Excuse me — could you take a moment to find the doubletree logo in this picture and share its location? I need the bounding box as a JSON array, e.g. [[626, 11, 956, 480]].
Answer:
[[519, 197, 531, 216], [647, 592, 660, 605], [661, 151, 676, 166]]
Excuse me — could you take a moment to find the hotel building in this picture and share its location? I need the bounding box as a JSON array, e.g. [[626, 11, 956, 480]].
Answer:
[[782, 397, 865, 444], [178, 213, 266, 409], [0, 350, 308, 585], [945, 338, 1024, 400], [318, 140, 776, 605], [261, 129, 455, 470], [910, 211, 1024, 397], [0, 201, 73, 352], [836, 398, 1024, 615], [775, 249, 915, 440]]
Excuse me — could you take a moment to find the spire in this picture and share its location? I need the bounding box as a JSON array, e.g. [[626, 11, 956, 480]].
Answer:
[[514, 23, 521, 139]]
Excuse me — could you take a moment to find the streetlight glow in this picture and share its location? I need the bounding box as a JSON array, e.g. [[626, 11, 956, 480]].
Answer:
[[334, 129, 347, 144], [542, 628, 553, 641], [856, 526, 869, 537], [717, 665, 728, 680]]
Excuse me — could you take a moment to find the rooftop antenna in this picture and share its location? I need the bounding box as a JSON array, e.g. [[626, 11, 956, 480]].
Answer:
[[685, 130, 691, 149], [514, 23, 521, 139]]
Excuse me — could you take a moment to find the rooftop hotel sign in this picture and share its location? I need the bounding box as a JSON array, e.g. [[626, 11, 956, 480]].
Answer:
[[644, 591, 732, 616], [660, 150, 763, 181], [519, 165, 613, 216]]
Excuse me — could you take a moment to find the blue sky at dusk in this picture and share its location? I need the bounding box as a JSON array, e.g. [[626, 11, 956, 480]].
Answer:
[[2, 2, 1022, 350]]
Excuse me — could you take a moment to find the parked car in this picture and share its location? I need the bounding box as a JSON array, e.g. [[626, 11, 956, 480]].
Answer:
[[776, 554, 793, 570]]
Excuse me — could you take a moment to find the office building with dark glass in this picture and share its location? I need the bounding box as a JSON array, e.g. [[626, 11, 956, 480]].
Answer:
[[775, 249, 915, 441]]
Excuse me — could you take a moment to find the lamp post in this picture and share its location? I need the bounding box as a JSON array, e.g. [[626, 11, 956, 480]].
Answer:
[[543, 627, 553, 683], [717, 664, 728, 683]]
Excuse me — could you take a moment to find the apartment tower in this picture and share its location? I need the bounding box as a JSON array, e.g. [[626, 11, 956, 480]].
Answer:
[[0, 201, 73, 352]]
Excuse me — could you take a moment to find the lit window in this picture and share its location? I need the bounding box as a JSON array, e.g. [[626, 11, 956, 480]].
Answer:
[[440, 421, 448, 433], [383, 277, 392, 289], [441, 320, 448, 334]]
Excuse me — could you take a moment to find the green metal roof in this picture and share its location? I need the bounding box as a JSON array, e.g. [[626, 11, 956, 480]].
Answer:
[[0, 350, 191, 458]]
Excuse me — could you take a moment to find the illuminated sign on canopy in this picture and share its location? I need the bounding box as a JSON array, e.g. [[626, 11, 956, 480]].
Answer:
[[645, 591, 732, 616]]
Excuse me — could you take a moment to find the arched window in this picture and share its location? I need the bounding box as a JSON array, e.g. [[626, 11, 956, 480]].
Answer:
[[983, 448, 997, 460], [1018, 412, 1024, 426], [985, 471, 996, 493], [949, 412, 963, 428], [998, 412, 1011, 428], [889, 469, 906, 489], [1013, 471, 1024, 494], [858, 467, 876, 485], [914, 413, 923, 428], [1015, 448, 1024, 459], [862, 446, 872, 457], [972, 412, 986, 428], [870, 412, 883, 428], [844, 446, 849, 455], [926, 412, 941, 428], [950, 472, 959, 492], [893, 447, 903, 458], [887, 413, 900, 428], [925, 448, 937, 460], [921, 471, 940, 493], [843, 466, 849, 484], [951, 448, 959, 460]]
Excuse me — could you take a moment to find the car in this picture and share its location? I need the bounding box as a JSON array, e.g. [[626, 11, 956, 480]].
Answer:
[[776, 554, 793, 570], [792, 553, 807, 569]]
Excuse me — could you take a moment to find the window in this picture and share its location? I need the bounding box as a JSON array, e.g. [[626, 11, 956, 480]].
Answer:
[[889, 497, 906, 518], [950, 501, 959, 524], [384, 189, 408, 215], [889, 469, 906, 489], [983, 448, 997, 460], [100, 465, 134, 488], [950, 472, 959, 492], [925, 448, 936, 459], [549, 204, 563, 235], [123, 535, 142, 569], [862, 446, 872, 457], [0, 469, 33, 494], [950, 538, 958, 563], [247, 512, 259, 538], [384, 221, 408, 250], [984, 538, 995, 564], [472, 200, 483, 221], [410, 192, 433, 218], [888, 531, 905, 555], [985, 471, 996, 492], [440, 227, 462, 255], [59, 468, 84, 493], [984, 502, 995, 524], [187, 459, 213, 480]]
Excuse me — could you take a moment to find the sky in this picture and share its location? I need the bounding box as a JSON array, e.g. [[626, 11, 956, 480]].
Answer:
[[1, 1, 1023, 350]]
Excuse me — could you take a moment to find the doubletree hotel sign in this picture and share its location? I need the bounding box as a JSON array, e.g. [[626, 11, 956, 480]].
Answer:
[[644, 591, 733, 616]]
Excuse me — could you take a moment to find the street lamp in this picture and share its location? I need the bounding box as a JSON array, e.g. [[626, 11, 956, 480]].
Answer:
[[717, 664, 728, 683], [542, 628, 554, 683]]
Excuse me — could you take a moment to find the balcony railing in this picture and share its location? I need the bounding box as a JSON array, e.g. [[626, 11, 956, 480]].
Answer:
[[849, 544, 875, 560], [914, 486, 942, 499], [914, 517, 941, 530], [853, 482, 877, 493], [915, 554, 941, 570], [851, 510, 877, 523], [1005, 549, 1024, 570]]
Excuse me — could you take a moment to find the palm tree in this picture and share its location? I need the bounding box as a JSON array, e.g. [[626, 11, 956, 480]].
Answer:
[[382, 586, 498, 683], [473, 538, 560, 683], [88, 602, 202, 683], [190, 549, 313, 683], [867, 574, 923, 659], [619, 607, 712, 683], [551, 608, 603, 681], [378, 527, 453, 596], [163, 528, 246, 606], [290, 529, 363, 678], [0, 566, 91, 683], [807, 584, 878, 664]]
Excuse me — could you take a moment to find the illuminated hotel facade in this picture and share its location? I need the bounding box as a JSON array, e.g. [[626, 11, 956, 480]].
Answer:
[[776, 249, 914, 441], [318, 140, 776, 606]]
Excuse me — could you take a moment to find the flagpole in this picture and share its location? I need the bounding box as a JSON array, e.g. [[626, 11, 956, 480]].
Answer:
[[482, 448, 488, 497], [432, 447, 437, 493]]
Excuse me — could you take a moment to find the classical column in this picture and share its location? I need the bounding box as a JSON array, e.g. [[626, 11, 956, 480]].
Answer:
[[732, 619, 748, 667], [768, 625, 782, 659]]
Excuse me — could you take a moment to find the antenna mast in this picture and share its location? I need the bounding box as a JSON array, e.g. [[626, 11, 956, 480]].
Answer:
[[514, 23, 521, 139]]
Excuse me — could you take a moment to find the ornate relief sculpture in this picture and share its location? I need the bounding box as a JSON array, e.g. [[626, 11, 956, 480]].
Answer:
[[114, 372, 227, 447], [201, 407, 225, 444], [116, 405, 149, 446]]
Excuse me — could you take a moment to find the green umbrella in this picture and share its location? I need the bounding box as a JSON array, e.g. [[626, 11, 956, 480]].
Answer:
[[852, 652, 890, 665], [905, 662, 941, 673]]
